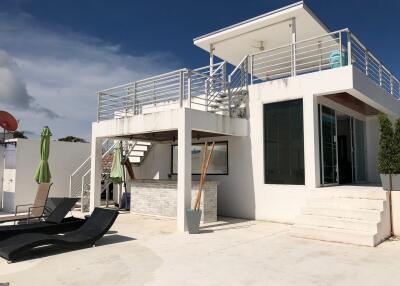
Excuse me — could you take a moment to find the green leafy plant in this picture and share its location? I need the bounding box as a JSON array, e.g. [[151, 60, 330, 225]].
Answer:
[[378, 113, 395, 174], [393, 118, 400, 174], [12, 130, 28, 139], [58, 136, 87, 143]]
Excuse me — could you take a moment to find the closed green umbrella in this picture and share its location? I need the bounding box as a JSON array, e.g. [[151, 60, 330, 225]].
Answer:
[[109, 142, 125, 184], [35, 126, 52, 183]]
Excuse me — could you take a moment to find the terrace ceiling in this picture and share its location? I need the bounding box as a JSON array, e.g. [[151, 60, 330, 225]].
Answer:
[[193, 1, 330, 66]]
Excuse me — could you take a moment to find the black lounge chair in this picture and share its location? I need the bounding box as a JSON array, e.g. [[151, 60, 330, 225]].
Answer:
[[0, 208, 119, 263], [0, 197, 85, 241]]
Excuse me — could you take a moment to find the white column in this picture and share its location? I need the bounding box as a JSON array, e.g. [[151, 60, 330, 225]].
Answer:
[[303, 94, 320, 189], [89, 133, 102, 212], [209, 44, 214, 75], [177, 109, 192, 231]]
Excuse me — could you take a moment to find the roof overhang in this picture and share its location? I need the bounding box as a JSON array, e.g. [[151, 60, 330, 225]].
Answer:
[[193, 1, 330, 66]]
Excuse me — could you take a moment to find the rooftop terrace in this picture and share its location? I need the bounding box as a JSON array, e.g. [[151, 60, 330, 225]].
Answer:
[[97, 28, 400, 122]]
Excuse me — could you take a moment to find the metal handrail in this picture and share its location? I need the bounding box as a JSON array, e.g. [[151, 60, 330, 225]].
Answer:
[[229, 55, 249, 81], [248, 27, 399, 99]]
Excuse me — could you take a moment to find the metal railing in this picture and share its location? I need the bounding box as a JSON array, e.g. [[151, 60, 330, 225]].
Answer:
[[249, 28, 400, 100], [97, 62, 248, 120], [69, 139, 116, 202], [228, 55, 249, 117], [349, 32, 400, 99], [189, 62, 229, 114], [97, 28, 400, 122], [251, 29, 349, 83]]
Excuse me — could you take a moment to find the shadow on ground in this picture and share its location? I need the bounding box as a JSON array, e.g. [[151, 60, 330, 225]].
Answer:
[[9, 234, 135, 263]]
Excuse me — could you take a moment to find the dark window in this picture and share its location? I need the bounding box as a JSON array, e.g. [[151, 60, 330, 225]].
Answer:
[[264, 99, 304, 184]]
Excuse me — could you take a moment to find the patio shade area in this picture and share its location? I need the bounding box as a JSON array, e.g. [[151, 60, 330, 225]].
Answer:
[[194, 1, 329, 65], [1, 212, 400, 286]]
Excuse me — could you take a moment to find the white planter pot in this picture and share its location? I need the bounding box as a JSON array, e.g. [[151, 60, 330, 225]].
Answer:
[[380, 174, 400, 191]]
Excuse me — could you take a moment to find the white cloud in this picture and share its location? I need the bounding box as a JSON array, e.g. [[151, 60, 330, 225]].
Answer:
[[0, 13, 180, 139]]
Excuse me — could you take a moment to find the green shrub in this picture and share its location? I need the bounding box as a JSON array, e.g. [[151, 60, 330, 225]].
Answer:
[[393, 118, 400, 174], [378, 113, 395, 174]]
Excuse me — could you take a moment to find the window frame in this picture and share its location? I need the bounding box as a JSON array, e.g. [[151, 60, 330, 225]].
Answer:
[[263, 99, 305, 185], [170, 141, 229, 176]]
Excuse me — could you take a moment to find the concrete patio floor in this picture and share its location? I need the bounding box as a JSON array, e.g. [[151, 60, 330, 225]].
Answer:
[[1, 212, 400, 286]]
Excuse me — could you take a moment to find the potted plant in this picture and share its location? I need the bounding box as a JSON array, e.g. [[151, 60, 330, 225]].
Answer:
[[378, 114, 400, 190], [378, 114, 400, 237], [186, 142, 215, 234]]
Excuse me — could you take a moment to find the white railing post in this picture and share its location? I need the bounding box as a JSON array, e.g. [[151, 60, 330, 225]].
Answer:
[[205, 80, 209, 112], [179, 70, 184, 107], [250, 55, 254, 84], [133, 82, 137, 115], [390, 76, 394, 95], [153, 80, 156, 106], [291, 44, 295, 76], [379, 64, 383, 86], [187, 70, 191, 108], [339, 31, 343, 67], [347, 30, 352, 66], [318, 41, 322, 71], [365, 49, 369, 76], [96, 92, 101, 122]]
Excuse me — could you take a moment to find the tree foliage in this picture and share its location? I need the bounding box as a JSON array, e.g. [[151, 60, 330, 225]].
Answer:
[[378, 113, 395, 174], [393, 118, 400, 174], [58, 136, 87, 143], [12, 131, 28, 139]]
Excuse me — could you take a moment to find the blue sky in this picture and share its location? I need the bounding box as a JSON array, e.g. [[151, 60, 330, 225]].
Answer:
[[0, 0, 399, 139]]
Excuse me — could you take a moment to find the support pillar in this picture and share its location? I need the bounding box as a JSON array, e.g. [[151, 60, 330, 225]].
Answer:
[[303, 94, 320, 189], [209, 44, 214, 75], [177, 109, 192, 231], [89, 134, 102, 212]]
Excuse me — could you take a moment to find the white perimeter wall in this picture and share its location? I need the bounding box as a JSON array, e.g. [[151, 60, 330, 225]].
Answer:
[[13, 139, 90, 210]]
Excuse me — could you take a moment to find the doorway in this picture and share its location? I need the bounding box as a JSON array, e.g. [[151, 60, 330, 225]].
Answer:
[[337, 115, 353, 184], [319, 105, 366, 186]]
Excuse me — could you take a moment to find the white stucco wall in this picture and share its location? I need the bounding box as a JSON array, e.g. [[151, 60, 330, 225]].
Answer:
[[131, 66, 400, 223], [10, 139, 90, 211]]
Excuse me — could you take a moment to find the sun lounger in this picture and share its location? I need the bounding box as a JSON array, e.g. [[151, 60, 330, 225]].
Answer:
[[0, 198, 85, 241], [0, 183, 52, 224], [0, 208, 119, 263]]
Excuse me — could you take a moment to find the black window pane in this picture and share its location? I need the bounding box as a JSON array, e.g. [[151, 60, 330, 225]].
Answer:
[[264, 99, 305, 184]]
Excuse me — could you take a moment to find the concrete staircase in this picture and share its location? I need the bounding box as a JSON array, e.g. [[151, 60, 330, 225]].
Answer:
[[290, 188, 391, 246], [69, 139, 153, 211], [208, 90, 248, 117], [127, 141, 152, 165]]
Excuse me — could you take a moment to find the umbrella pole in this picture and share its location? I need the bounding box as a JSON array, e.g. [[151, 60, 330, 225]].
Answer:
[[121, 141, 129, 210]]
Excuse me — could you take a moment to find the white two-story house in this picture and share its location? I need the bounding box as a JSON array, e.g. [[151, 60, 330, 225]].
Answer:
[[77, 1, 400, 246]]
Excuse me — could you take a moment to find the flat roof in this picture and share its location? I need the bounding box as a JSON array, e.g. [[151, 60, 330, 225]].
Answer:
[[193, 1, 331, 65]]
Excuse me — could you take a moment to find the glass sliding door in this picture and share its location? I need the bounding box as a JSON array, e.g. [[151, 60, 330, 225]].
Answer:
[[319, 105, 339, 185], [353, 118, 366, 182]]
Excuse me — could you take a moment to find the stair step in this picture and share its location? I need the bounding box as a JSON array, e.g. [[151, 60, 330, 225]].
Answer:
[[295, 214, 379, 232], [133, 145, 148, 151], [130, 157, 141, 163], [308, 197, 385, 211], [302, 207, 382, 221], [311, 189, 387, 200], [135, 141, 151, 146], [290, 224, 377, 246], [130, 150, 144, 156]]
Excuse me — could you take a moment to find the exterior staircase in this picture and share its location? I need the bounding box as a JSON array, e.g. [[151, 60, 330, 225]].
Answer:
[[69, 139, 153, 211], [127, 141, 153, 165], [290, 187, 391, 246]]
